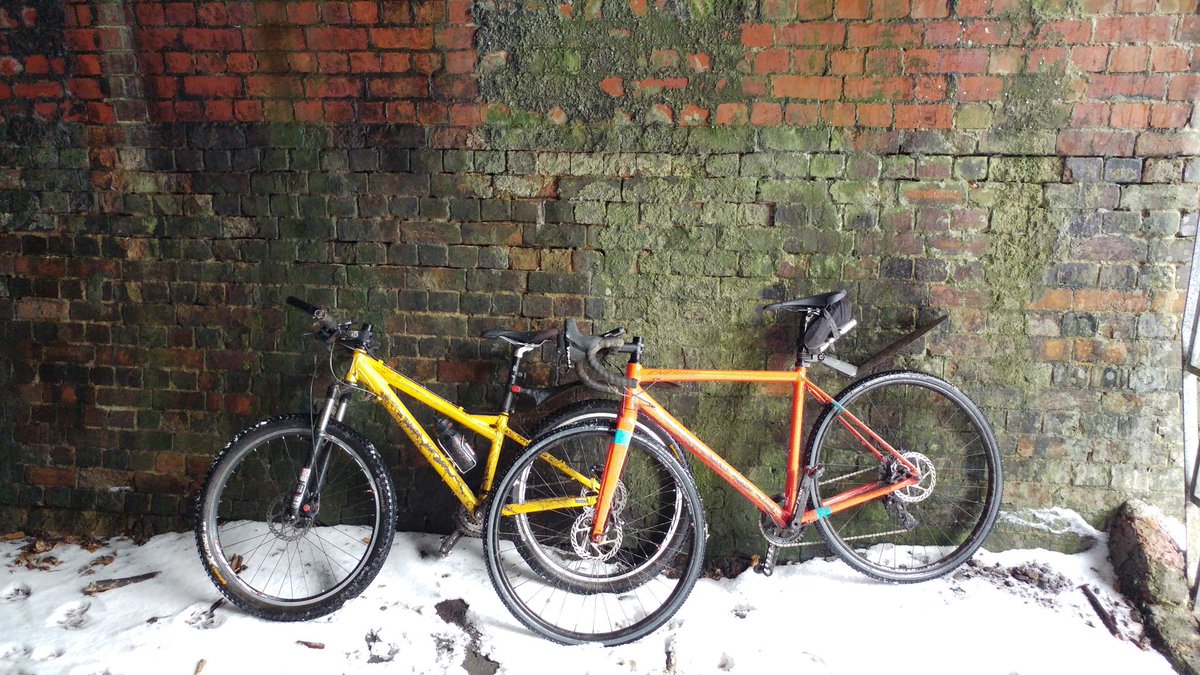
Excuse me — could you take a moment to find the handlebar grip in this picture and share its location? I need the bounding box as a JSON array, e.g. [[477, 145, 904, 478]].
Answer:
[[585, 337, 639, 390], [286, 296, 321, 315]]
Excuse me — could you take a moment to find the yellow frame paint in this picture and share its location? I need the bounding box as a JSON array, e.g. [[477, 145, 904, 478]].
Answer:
[[343, 350, 536, 512]]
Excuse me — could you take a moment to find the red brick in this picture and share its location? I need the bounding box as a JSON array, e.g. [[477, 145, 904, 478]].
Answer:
[[183, 75, 241, 97], [797, 0, 833, 18], [294, 100, 323, 122], [1034, 19, 1092, 44], [433, 74, 477, 99], [305, 77, 361, 98], [772, 75, 842, 99], [874, 0, 910, 18], [680, 104, 710, 126], [324, 100, 355, 123], [1109, 46, 1149, 73], [831, 50, 864, 75], [450, 103, 483, 126], [715, 102, 748, 125], [27, 466, 76, 488], [755, 49, 790, 74], [1150, 103, 1191, 129], [234, 99, 264, 121], [912, 0, 950, 19], [320, 1, 352, 24], [1181, 16, 1200, 41], [792, 50, 825, 74], [1072, 46, 1109, 72], [448, 0, 472, 23], [761, 0, 797, 20], [1088, 74, 1167, 99], [965, 20, 1013, 46], [1151, 46, 1191, 72], [13, 81, 64, 99], [599, 76, 624, 97], [369, 76, 429, 98], [412, 0, 446, 24], [182, 28, 242, 51], [925, 20, 963, 46], [381, 53, 411, 72], [246, 75, 303, 97], [957, 76, 1003, 101], [1137, 131, 1200, 157], [894, 104, 953, 129], [778, 22, 846, 46], [197, 2, 230, 25], [227, 53, 257, 74], [417, 101, 448, 124], [306, 27, 367, 50], [1095, 16, 1176, 42], [349, 1, 379, 23], [1071, 102, 1110, 126], [1116, 0, 1156, 12], [835, 0, 870, 19], [742, 76, 768, 96], [849, 23, 923, 48], [988, 48, 1024, 74], [785, 103, 820, 125], [1056, 129, 1136, 156], [135, 3, 166, 25], [67, 78, 104, 99], [741, 23, 774, 48], [244, 27, 305, 51], [372, 27, 435, 49], [1110, 102, 1149, 128], [287, 2, 320, 24], [916, 76, 947, 100], [1168, 74, 1200, 101], [436, 26, 475, 49], [823, 102, 856, 126], [204, 99, 234, 121], [164, 2, 197, 25], [359, 101, 386, 123], [858, 103, 892, 127], [751, 102, 783, 125], [386, 100, 416, 123], [688, 53, 711, 72], [412, 53, 443, 74], [865, 49, 902, 75], [317, 53, 350, 73], [844, 77, 914, 101]]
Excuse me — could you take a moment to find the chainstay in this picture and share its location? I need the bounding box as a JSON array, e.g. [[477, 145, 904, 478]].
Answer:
[[773, 526, 915, 548]]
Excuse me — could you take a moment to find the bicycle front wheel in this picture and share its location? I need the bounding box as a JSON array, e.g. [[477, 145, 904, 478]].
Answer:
[[195, 415, 397, 620], [807, 370, 1002, 583], [484, 423, 705, 646]]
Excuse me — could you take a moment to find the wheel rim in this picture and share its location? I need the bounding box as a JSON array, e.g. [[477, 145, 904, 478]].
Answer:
[[813, 376, 999, 579], [489, 427, 702, 645], [203, 428, 384, 607]]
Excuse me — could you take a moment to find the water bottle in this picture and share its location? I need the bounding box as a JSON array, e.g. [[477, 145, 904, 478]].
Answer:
[[434, 417, 477, 473]]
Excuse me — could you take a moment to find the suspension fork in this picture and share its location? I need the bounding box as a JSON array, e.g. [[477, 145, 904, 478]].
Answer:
[[289, 384, 350, 517]]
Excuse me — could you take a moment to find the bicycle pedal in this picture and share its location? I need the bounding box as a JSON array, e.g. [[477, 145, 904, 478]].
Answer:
[[438, 529, 465, 556]]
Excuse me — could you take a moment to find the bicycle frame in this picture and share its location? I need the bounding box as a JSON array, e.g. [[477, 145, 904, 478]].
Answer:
[[588, 363, 921, 539], [339, 349, 530, 513]]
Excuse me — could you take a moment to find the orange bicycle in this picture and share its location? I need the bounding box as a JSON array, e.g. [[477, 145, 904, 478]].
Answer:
[[482, 291, 1003, 645]]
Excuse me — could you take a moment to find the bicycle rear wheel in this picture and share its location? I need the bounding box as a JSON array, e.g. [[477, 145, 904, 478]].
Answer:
[[195, 415, 397, 620], [484, 423, 705, 645], [807, 370, 1002, 582]]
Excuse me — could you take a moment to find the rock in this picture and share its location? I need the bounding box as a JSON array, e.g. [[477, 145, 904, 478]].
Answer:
[[1109, 499, 1200, 675], [987, 507, 1101, 554]]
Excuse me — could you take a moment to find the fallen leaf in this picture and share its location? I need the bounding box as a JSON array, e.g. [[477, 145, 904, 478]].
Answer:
[[2, 532, 25, 541], [194, 659, 206, 675], [83, 571, 161, 595], [297, 640, 325, 650]]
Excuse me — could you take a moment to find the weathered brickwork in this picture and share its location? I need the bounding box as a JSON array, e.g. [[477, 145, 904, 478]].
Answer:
[[0, 1, 1197, 555]]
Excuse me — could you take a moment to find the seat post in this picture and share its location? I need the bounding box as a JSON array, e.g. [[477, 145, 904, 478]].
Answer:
[[500, 344, 535, 414]]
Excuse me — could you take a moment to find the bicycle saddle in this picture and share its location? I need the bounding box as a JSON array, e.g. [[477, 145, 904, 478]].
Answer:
[[763, 290, 847, 312], [480, 327, 559, 346]]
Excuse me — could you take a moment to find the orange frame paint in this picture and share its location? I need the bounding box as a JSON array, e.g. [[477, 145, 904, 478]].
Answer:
[[590, 363, 920, 539]]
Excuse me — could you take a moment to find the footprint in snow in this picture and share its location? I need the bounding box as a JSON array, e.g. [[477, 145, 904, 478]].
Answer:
[[30, 645, 63, 661], [48, 600, 91, 630], [1, 582, 31, 602], [0, 642, 32, 660], [183, 601, 226, 630]]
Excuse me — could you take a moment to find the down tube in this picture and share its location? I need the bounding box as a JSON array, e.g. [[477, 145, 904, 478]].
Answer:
[[636, 391, 788, 526]]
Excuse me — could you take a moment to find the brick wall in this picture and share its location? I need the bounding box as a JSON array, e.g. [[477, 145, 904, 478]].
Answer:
[[1, 0, 1197, 554]]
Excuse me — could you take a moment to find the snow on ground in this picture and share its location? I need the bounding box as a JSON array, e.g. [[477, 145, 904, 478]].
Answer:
[[0, 516, 1177, 675]]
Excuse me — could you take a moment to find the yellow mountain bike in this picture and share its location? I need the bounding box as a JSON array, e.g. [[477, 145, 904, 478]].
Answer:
[[194, 297, 674, 621]]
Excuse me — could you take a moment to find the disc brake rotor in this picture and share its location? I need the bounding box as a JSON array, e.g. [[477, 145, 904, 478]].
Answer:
[[893, 451, 936, 503]]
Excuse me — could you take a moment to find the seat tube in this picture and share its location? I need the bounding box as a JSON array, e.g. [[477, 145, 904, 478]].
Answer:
[[784, 365, 807, 516], [591, 362, 642, 541]]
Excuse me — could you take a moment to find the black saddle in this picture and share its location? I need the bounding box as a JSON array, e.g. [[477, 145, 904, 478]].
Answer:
[[763, 290, 846, 312], [480, 327, 559, 346]]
